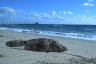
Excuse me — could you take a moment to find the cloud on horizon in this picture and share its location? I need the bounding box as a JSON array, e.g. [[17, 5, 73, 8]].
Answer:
[[0, 7, 96, 24]]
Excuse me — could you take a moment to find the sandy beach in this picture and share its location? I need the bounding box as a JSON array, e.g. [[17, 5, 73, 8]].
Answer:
[[0, 29, 96, 64]]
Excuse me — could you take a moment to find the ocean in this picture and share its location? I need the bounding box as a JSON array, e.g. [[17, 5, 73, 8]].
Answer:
[[0, 24, 96, 41]]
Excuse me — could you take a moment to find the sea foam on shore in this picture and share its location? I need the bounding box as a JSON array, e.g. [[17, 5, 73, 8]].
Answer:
[[0, 26, 96, 41]]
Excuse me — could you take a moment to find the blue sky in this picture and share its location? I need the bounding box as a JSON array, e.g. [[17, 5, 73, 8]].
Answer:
[[0, 0, 96, 24]]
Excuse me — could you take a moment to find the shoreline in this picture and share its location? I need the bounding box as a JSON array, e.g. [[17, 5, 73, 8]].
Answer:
[[0, 29, 96, 64], [0, 27, 96, 41], [12, 29, 96, 43], [1, 28, 96, 42]]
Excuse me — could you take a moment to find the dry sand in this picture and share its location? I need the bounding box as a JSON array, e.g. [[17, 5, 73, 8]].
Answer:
[[0, 29, 96, 64]]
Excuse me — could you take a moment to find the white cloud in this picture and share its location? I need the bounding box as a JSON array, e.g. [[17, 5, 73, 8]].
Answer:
[[82, 0, 95, 7], [68, 15, 96, 25], [59, 11, 73, 15], [62, 11, 67, 14], [0, 10, 73, 24], [88, 0, 94, 2], [51, 11, 56, 16], [24, 11, 73, 22], [82, 2, 95, 6], [58, 11, 67, 15], [0, 7, 16, 14], [67, 11, 73, 14]]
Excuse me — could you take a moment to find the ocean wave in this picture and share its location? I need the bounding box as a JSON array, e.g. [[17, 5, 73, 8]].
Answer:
[[0, 27, 96, 41]]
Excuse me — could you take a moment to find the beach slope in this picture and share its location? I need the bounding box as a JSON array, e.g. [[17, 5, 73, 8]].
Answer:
[[0, 30, 96, 64]]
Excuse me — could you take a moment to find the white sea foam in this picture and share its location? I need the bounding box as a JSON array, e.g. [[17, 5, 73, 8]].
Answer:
[[0, 27, 96, 41]]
